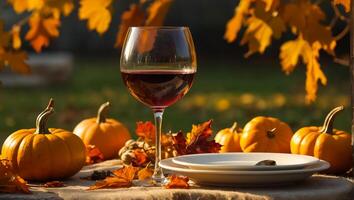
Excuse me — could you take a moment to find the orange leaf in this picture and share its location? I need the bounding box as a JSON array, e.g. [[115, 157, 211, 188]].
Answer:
[[25, 13, 60, 53], [145, 0, 172, 26], [132, 149, 149, 167], [164, 175, 189, 189], [135, 121, 156, 142], [173, 120, 221, 155], [224, 0, 251, 43], [240, 0, 285, 57], [280, 36, 327, 103], [43, 181, 65, 188], [88, 166, 138, 190], [79, 0, 112, 34], [334, 0, 350, 12], [115, 4, 145, 48], [86, 145, 105, 165], [0, 159, 31, 194], [112, 165, 139, 181], [11, 25, 21, 49], [8, 0, 28, 13], [137, 167, 153, 181], [1, 51, 30, 74]]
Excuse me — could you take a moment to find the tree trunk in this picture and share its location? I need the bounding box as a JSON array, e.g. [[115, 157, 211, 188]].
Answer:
[[351, 0, 354, 179]]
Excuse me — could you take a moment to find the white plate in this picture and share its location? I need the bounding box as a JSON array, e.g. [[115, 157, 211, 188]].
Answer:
[[172, 153, 320, 171], [160, 158, 329, 186]]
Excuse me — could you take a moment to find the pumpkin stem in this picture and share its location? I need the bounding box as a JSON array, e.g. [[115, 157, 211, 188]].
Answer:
[[229, 122, 238, 133], [320, 106, 344, 134], [266, 128, 277, 139], [97, 102, 110, 123], [35, 107, 54, 134], [36, 98, 54, 127]]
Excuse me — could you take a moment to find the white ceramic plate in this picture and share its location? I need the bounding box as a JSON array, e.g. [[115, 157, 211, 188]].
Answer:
[[160, 158, 329, 186], [172, 153, 320, 171]]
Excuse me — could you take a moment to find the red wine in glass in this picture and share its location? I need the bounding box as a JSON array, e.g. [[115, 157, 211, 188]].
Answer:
[[121, 69, 195, 111]]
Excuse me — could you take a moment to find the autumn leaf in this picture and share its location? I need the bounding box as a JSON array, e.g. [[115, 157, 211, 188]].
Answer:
[[164, 175, 189, 189], [79, 0, 112, 34], [25, 13, 60, 53], [8, 0, 28, 13], [224, 0, 251, 43], [241, 0, 285, 57], [145, 0, 172, 26], [115, 4, 145, 48], [1, 51, 30, 74], [46, 0, 75, 17], [43, 181, 65, 188], [173, 120, 221, 155], [0, 159, 31, 194], [88, 166, 138, 190], [282, 1, 333, 47], [135, 121, 156, 142], [27, 0, 45, 11], [334, 0, 350, 12], [132, 149, 149, 167], [11, 25, 21, 49], [86, 145, 105, 165], [280, 36, 327, 103], [137, 166, 153, 181]]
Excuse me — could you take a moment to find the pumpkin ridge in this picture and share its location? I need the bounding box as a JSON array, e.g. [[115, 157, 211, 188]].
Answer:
[[32, 134, 51, 180], [4, 131, 29, 171], [53, 133, 73, 178], [17, 134, 35, 179]]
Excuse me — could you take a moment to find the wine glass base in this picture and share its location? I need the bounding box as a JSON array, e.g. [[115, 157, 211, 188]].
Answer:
[[152, 174, 166, 184]]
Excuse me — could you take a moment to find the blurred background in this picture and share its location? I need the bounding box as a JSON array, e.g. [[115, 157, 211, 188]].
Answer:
[[0, 0, 350, 144]]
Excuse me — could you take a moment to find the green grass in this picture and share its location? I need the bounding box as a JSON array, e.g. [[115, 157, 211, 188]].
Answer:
[[0, 58, 351, 145]]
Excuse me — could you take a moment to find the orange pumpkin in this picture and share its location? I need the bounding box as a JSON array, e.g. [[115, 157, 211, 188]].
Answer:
[[73, 102, 131, 159], [214, 122, 242, 152], [1, 99, 86, 181], [241, 116, 293, 153], [291, 106, 352, 174]]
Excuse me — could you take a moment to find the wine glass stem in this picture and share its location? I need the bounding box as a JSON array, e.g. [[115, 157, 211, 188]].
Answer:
[[152, 110, 165, 183]]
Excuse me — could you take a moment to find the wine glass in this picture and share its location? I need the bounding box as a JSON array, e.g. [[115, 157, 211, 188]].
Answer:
[[120, 27, 197, 183]]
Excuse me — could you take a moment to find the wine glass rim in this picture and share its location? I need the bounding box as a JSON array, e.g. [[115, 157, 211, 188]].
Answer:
[[129, 26, 189, 30]]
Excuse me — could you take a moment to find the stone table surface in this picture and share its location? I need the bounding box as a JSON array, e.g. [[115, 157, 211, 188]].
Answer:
[[0, 159, 353, 200]]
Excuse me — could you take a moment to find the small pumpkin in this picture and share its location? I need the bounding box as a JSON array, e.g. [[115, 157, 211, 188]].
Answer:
[[214, 122, 242, 152], [290, 106, 352, 174], [73, 102, 131, 159], [1, 99, 86, 181], [241, 117, 293, 153]]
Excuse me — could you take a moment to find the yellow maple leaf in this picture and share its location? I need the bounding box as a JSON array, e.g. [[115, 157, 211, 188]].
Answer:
[[79, 0, 112, 34], [115, 4, 145, 48], [1, 51, 30, 74], [282, 1, 333, 47], [25, 13, 60, 52], [279, 36, 307, 74], [8, 0, 28, 13], [334, 0, 350, 12], [11, 25, 21, 49], [240, 0, 285, 57], [224, 0, 251, 43], [280, 36, 326, 103], [145, 0, 172, 26], [27, 0, 44, 10], [47, 0, 74, 17]]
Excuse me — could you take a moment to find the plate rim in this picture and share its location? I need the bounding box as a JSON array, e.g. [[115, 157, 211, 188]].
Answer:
[[172, 152, 320, 170], [161, 157, 330, 175]]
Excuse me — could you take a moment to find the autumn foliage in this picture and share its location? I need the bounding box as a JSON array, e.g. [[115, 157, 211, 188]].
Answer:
[[224, 0, 350, 103], [0, 0, 351, 103], [0, 159, 31, 194]]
